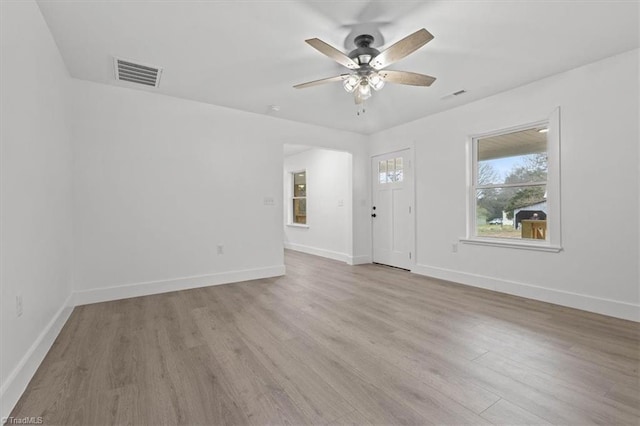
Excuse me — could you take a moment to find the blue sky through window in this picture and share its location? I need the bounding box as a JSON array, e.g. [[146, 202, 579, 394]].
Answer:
[[485, 157, 519, 181]]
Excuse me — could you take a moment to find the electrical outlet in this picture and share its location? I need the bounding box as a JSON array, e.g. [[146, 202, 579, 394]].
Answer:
[[217, 245, 224, 255], [16, 295, 23, 317], [337, 199, 344, 207], [452, 243, 458, 253]]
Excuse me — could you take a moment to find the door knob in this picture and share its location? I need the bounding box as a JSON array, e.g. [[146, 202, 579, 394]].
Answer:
[[371, 213, 377, 218]]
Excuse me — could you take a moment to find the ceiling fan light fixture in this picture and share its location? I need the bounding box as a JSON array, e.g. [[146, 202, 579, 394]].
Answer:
[[295, 28, 436, 109], [367, 73, 385, 91], [358, 81, 372, 100], [343, 74, 361, 93]]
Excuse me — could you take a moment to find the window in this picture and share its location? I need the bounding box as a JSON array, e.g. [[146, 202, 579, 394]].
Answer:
[[465, 109, 561, 251], [378, 157, 404, 184], [292, 171, 306, 224]]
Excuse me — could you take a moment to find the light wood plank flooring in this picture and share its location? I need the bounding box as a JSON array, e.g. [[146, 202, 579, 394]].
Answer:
[[11, 250, 640, 425]]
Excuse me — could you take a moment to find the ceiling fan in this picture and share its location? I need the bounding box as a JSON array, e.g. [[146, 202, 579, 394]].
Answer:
[[294, 28, 436, 105]]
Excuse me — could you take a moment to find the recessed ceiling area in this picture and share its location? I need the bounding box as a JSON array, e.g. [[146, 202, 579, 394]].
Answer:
[[35, 0, 639, 135]]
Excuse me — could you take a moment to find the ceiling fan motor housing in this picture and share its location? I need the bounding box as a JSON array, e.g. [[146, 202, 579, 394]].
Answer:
[[349, 34, 380, 66], [294, 28, 436, 102]]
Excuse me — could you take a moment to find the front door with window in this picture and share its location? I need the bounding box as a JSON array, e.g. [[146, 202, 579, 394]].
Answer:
[[371, 149, 414, 269]]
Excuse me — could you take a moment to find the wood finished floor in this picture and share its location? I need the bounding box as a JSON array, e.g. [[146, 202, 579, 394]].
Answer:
[[12, 250, 640, 425]]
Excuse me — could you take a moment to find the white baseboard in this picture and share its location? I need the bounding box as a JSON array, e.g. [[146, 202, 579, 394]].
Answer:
[[73, 265, 286, 306], [347, 255, 372, 265], [412, 264, 640, 322], [1, 265, 286, 417], [284, 242, 350, 263], [4, 261, 635, 421], [1, 294, 74, 420]]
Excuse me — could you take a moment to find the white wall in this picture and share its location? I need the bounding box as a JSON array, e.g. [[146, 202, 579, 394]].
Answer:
[[0, 4, 369, 413], [5, 3, 633, 420], [370, 49, 640, 321], [0, 0, 74, 416], [70, 80, 370, 303], [284, 148, 351, 262]]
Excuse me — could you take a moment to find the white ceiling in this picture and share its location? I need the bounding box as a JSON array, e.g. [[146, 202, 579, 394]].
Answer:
[[36, 0, 639, 135]]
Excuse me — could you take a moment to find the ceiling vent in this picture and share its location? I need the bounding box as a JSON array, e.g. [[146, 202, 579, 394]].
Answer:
[[441, 89, 468, 101], [114, 57, 162, 87]]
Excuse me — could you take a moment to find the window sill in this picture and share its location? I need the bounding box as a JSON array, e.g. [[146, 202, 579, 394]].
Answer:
[[460, 238, 562, 252], [287, 224, 309, 229]]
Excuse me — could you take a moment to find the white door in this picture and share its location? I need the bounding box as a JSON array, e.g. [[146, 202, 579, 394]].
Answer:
[[371, 149, 414, 269]]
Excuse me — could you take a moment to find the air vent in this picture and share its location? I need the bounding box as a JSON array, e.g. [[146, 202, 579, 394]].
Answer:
[[114, 57, 162, 87], [441, 89, 468, 101]]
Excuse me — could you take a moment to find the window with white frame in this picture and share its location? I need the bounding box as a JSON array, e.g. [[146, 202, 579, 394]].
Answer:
[[292, 171, 306, 224], [466, 109, 561, 251], [378, 157, 404, 184]]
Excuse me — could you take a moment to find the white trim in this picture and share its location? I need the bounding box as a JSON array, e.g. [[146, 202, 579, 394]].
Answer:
[[73, 265, 286, 306], [286, 223, 309, 229], [347, 255, 372, 265], [470, 118, 550, 140], [411, 263, 639, 322], [467, 108, 562, 250], [290, 169, 307, 226], [284, 242, 349, 263], [460, 238, 562, 252], [1, 294, 74, 420], [409, 145, 417, 268], [370, 147, 416, 269], [1, 265, 286, 417], [546, 107, 562, 248]]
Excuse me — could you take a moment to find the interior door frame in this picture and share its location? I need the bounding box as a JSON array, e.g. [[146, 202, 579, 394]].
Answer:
[[370, 147, 416, 270]]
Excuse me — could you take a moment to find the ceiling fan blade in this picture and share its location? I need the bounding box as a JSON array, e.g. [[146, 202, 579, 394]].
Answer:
[[305, 38, 361, 70], [370, 28, 434, 70], [293, 74, 349, 89], [379, 70, 436, 86]]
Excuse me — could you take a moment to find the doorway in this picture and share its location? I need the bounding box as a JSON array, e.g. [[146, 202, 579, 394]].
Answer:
[[283, 144, 353, 263], [371, 149, 415, 269]]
